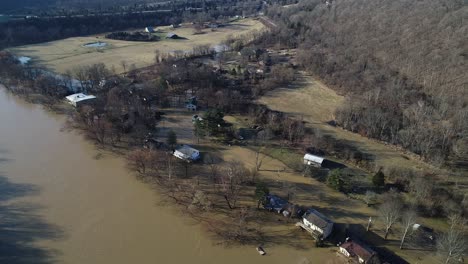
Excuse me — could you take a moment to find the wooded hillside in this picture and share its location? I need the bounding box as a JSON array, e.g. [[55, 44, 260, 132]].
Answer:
[[265, 0, 467, 166]]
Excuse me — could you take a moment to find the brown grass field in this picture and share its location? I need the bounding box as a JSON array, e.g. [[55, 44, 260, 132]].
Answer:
[[8, 18, 265, 74], [258, 71, 437, 173]]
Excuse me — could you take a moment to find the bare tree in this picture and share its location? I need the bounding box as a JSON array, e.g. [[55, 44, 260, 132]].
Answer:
[[363, 190, 377, 207], [400, 209, 417, 249], [378, 194, 403, 239], [126, 149, 156, 174], [203, 153, 219, 184], [165, 152, 175, 180], [409, 176, 433, 201], [120, 60, 127, 74], [219, 162, 247, 209], [437, 215, 467, 264]]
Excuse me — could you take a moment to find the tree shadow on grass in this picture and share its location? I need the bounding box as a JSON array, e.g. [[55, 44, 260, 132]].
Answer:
[[0, 175, 63, 264]]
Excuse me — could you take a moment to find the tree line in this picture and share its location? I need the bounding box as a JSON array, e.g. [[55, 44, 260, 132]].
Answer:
[[259, 0, 467, 166]]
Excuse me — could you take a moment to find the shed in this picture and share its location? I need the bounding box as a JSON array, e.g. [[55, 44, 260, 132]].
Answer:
[[145, 27, 155, 33], [339, 240, 378, 264], [173, 145, 200, 161], [303, 153, 324, 167], [166, 32, 179, 39], [301, 209, 334, 239], [65, 93, 97, 107]]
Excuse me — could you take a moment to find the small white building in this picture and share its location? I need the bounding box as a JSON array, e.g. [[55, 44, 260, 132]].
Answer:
[[173, 145, 200, 161], [303, 153, 324, 167], [145, 27, 155, 33], [186, 103, 197, 111], [65, 93, 97, 107], [302, 209, 334, 239]]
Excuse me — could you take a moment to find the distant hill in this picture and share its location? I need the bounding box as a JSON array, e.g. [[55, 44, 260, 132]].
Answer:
[[0, 0, 162, 13]]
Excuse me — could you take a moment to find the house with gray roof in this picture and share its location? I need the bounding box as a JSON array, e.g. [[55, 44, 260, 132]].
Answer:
[[300, 208, 334, 239]]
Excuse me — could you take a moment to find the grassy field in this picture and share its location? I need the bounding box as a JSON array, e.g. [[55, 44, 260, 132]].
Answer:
[[258, 71, 436, 173], [8, 18, 265, 74], [156, 107, 439, 264]]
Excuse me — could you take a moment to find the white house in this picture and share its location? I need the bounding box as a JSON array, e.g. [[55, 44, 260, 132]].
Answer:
[[303, 153, 324, 167], [186, 103, 197, 111], [301, 209, 334, 239], [65, 93, 97, 107], [339, 240, 377, 264], [145, 27, 155, 33], [173, 145, 200, 161]]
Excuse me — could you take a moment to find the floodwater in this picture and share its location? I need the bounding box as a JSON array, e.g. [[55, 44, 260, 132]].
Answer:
[[0, 86, 323, 264]]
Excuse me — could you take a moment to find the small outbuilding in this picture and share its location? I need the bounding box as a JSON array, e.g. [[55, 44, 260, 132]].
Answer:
[[299, 208, 334, 239], [145, 27, 155, 33], [339, 239, 378, 264], [65, 93, 97, 107], [173, 145, 200, 161], [303, 153, 324, 167]]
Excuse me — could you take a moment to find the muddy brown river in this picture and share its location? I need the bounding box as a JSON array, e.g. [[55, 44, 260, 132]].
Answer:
[[0, 86, 330, 264]]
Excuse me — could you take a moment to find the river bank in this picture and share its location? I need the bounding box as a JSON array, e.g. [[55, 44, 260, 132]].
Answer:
[[0, 86, 341, 263]]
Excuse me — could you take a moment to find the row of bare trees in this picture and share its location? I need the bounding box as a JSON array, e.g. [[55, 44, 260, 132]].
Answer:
[[375, 190, 467, 263]]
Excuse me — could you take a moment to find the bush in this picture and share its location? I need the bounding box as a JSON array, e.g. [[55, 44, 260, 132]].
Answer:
[[327, 169, 344, 191], [372, 170, 385, 188]]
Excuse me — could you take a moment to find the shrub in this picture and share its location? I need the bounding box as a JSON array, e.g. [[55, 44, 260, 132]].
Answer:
[[372, 170, 385, 188], [327, 169, 344, 191]]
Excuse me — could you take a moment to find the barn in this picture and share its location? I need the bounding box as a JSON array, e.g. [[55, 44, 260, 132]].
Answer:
[[303, 153, 324, 167]]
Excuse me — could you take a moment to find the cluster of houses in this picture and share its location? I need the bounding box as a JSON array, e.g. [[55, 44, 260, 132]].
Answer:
[[261, 153, 385, 263], [263, 179, 380, 264]]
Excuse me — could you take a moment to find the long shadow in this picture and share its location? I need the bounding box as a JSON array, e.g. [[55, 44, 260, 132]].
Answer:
[[0, 175, 63, 264]]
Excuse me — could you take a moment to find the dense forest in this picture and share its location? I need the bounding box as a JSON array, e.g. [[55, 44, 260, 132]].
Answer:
[[262, 0, 467, 166]]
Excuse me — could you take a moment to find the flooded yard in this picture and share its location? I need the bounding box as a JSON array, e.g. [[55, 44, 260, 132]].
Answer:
[[0, 86, 340, 263]]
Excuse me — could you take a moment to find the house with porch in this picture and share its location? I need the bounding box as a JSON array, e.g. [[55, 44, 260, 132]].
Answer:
[[296, 208, 334, 239]]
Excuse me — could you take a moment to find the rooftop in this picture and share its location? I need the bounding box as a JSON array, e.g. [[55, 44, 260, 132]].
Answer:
[[175, 145, 199, 157], [340, 240, 376, 262], [65, 93, 96, 103], [303, 209, 333, 229], [304, 153, 324, 164]]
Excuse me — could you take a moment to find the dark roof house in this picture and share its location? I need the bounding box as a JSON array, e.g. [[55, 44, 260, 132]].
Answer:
[[264, 195, 289, 213]]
